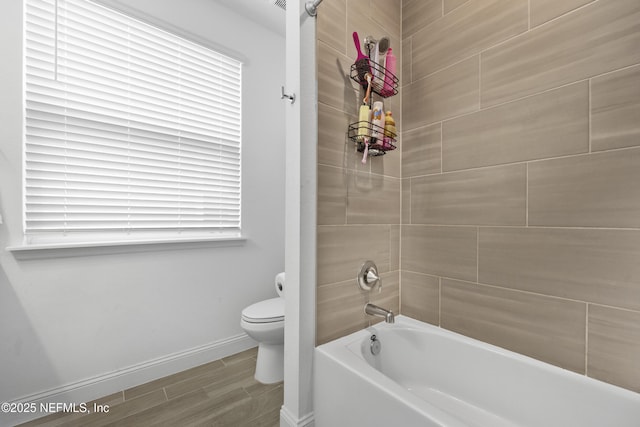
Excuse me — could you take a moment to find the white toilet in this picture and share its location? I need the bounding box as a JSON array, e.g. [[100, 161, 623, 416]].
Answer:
[[240, 274, 285, 384]]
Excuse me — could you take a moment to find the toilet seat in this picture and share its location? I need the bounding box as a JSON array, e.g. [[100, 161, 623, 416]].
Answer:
[[241, 297, 284, 323]]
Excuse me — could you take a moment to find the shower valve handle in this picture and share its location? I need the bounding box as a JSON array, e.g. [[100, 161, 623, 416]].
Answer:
[[366, 269, 379, 284], [358, 260, 382, 292]]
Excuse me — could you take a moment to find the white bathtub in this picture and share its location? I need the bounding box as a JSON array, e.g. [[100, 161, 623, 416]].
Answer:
[[314, 316, 640, 427]]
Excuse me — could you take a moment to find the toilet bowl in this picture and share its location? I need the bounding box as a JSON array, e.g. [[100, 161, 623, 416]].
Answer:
[[241, 296, 284, 384]]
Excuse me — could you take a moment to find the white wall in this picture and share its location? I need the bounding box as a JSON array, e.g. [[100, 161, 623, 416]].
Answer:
[[0, 0, 285, 423]]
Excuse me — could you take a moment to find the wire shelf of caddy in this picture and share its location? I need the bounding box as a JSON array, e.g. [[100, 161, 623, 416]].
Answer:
[[347, 121, 397, 157], [350, 60, 399, 98]]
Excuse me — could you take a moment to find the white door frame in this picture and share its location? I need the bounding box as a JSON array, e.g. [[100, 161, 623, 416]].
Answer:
[[281, 1, 317, 426]]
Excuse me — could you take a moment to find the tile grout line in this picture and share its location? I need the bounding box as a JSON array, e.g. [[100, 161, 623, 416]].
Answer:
[[587, 79, 593, 153], [410, 13, 534, 88], [448, 277, 601, 306], [398, 13, 404, 317], [586, 303, 640, 314], [589, 61, 640, 79], [406, 77, 584, 130], [585, 303, 589, 376], [481, 0, 598, 58], [388, 227, 392, 282], [344, 166, 349, 225], [439, 122, 443, 174], [478, 52, 482, 109], [409, 35, 413, 84], [392, 223, 640, 232], [525, 163, 529, 227], [438, 276, 442, 326], [409, 177, 412, 225], [241, 386, 252, 398], [400, 269, 640, 313], [476, 227, 480, 283], [452, 78, 589, 123], [407, 60, 640, 132], [404, 144, 640, 179], [318, 162, 401, 181], [532, 0, 600, 30], [343, 2, 347, 59], [398, 268, 402, 315]]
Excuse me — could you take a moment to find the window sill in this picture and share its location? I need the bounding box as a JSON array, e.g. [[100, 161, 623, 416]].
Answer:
[[6, 236, 247, 260]]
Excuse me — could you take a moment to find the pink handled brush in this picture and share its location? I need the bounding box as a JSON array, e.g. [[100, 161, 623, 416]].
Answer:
[[352, 32, 371, 84]]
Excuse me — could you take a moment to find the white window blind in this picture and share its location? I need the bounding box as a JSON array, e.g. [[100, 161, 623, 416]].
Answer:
[[24, 0, 242, 241]]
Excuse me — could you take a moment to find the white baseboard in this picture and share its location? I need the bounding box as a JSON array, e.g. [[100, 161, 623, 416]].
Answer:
[[2, 333, 256, 426], [280, 406, 314, 427]]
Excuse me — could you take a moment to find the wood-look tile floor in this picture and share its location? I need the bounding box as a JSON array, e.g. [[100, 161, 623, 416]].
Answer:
[[19, 347, 283, 427]]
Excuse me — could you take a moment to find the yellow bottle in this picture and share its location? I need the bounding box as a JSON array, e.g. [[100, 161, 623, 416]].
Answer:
[[384, 111, 396, 138], [357, 104, 370, 141]]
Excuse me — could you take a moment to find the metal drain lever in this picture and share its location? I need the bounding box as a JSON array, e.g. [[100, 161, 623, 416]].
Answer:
[[370, 334, 381, 355]]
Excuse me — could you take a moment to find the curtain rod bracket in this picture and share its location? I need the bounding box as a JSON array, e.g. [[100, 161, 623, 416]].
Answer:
[[305, 0, 323, 17]]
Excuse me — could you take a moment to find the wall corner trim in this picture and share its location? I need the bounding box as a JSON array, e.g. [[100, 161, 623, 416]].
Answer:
[[279, 406, 315, 427]]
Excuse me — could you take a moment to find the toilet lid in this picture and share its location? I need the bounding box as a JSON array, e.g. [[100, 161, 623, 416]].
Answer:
[[242, 297, 284, 323]]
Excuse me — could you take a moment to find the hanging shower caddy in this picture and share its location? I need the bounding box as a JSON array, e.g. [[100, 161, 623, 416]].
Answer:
[[347, 36, 399, 157]]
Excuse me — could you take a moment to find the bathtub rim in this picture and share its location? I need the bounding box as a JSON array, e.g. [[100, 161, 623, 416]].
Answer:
[[316, 315, 640, 410]]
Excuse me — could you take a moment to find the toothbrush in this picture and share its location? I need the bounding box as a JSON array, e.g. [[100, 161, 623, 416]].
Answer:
[[361, 74, 372, 164]]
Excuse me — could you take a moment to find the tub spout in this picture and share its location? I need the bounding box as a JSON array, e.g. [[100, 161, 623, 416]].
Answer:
[[364, 303, 395, 324]]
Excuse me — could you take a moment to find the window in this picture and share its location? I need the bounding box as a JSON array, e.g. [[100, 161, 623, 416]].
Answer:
[[24, 0, 242, 244]]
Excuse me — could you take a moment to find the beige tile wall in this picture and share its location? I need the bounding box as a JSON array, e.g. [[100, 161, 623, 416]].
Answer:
[[316, 0, 640, 395], [401, 0, 640, 393], [316, 0, 403, 345]]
